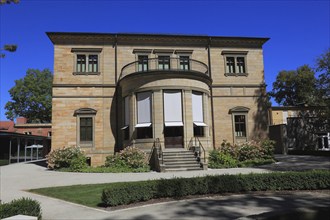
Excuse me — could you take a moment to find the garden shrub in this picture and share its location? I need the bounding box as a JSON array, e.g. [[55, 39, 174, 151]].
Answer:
[[0, 197, 42, 220], [46, 146, 87, 171], [104, 146, 149, 170], [101, 170, 330, 207], [208, 150, 238, 168], [209, 139, 275, 168]]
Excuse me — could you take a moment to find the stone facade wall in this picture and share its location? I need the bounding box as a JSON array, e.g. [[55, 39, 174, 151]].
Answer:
[[50, 35, 268, 166]]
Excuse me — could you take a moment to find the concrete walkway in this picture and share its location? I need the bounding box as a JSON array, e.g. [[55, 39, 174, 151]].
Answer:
[[0, 155, 329, 220]]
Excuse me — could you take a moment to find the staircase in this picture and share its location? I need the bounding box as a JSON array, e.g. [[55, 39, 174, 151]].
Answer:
[[161, 149, 203, 172]]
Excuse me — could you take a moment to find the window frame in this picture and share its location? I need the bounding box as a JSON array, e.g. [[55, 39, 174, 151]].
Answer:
[[137, 55, 149, 72], [229, 106, 250, 143], [179, 55, 190, 71], [135, 91, 153, 140], [158, 55, 171, 70], [222, 51, 248, 77], [71, 48, 102, 75], [74, 108, 97, 148]]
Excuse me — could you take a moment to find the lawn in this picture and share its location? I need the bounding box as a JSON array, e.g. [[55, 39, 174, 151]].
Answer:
[[30, 183, 114, 207], [0, 159, 9, 166]]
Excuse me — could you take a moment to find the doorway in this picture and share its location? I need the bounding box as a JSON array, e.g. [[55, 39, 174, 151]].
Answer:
[[164, 126, 183, 148]]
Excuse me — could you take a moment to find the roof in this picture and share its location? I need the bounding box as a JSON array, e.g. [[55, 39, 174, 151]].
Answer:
[[0, 131, 50, 140], [270, 106, 327, 111], [46, 32, 269, 48]]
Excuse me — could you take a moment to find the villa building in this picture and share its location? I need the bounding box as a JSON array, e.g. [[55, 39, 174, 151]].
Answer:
[[47, 32, 269, 167]]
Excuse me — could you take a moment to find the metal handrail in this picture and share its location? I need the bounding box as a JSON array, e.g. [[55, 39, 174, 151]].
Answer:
[[188, 137, 206, 163], [120, 57, 209, 80]]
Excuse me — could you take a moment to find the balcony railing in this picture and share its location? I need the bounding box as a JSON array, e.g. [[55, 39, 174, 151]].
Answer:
[[120, 58, 209, 80]]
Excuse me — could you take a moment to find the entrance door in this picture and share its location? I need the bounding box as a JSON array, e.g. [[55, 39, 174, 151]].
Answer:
[[164, 126, 183, 148]]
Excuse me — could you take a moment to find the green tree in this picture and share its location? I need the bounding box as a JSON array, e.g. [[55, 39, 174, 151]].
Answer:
[[269, 65, 318, 106], [0, 0, 19, 58], [315, 48, 330, 118], [0, 0, 20, 5], [5, 69, 53, 123]]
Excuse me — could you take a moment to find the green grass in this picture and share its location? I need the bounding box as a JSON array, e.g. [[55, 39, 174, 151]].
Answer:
[[0, 159, 9, 166], [30, 183, 113, 207]]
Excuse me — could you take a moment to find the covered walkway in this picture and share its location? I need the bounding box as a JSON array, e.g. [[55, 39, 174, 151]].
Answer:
[[0, 131, 51, 164]]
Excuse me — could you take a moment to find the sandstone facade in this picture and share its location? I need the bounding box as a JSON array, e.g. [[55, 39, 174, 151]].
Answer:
[[48, 33, 269, 166]]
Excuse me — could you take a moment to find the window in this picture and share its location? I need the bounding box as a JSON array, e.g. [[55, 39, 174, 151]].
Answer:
[[222, 51, 248, 76], [158, 56, 170, 70], [225, 56, 246, 74], [192, 91, 207, 137], [138, 55, 148, 72], [179, 56, 190, 70], [71, 48, 102, 75], [74, 108, 97, 147], [80, 117, 93, 142], [136, 92, 153, 139], [234, 115, 246, 137], [229, 106, 249, 142], [48, 131, 52, 137], [24, 131, 32, 135]]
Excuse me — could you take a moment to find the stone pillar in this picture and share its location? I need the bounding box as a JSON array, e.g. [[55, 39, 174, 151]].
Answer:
[[183, 90, 193, 148], [153, 89, 164, 146]]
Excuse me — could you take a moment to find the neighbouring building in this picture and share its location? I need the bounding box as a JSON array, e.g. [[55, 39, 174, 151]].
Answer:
[[269, 106, 329, 152], [0, 118, 51, 163], [47, 32, 270, 167]]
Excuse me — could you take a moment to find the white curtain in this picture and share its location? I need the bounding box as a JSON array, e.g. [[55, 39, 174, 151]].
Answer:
[[136, 92, 152, 126], [164, 90, 183, 126]]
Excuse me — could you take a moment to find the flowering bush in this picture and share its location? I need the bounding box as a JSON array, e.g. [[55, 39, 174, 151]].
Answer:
[[46, 146, 87, 170], [209, 139, 275, 168], [105, 146, 149, 169]]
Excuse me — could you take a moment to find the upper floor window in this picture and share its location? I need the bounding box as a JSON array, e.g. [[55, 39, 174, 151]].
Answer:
[[158, 56, 170, 70], [222, 51, 248, 76], [71, 48, 102, 75], [138, 55, 148, 72], [179, 56, 190, 70]]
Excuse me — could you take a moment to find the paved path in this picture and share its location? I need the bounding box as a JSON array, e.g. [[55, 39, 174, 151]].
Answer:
[[0, 155, 329, 220]]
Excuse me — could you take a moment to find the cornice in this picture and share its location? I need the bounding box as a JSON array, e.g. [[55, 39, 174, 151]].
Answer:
[[46, 32, 269, 48]]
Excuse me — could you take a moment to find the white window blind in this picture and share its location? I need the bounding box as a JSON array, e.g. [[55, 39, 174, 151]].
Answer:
[[164, 90, 183, 126], [192, 92, 207, 126], [136, 92, 152, 127]]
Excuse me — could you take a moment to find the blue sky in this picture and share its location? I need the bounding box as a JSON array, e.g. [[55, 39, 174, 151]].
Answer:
[[0, 0, 329, 121]]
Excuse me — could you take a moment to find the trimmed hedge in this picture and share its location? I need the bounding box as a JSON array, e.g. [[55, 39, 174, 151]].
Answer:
[[0, 197, 42, 220], [102, 170, 330, 206]]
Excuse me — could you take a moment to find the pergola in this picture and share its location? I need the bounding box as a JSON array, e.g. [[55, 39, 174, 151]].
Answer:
[[0, 131, 51, 163]]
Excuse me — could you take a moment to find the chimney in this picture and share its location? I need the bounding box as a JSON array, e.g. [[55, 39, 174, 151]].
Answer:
[[16, 117, 27, 124]]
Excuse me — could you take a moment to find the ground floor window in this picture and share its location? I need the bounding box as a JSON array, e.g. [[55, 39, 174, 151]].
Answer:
[[137, 126, 153, 139], [74, 108, 97, 147], [136, 91, 153, 139], [193, 125, 204, 137], [234, 115, 246, 137]]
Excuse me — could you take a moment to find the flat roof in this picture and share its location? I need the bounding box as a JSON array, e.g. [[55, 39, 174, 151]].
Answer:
[[0, 131, 50, 140]]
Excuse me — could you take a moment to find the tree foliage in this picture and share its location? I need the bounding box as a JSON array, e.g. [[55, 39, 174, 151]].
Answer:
[[269, 65, 318, 106], [5, 69, 53, 123], [0, 0, 19, 58], [0, 0, 19, 4]]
